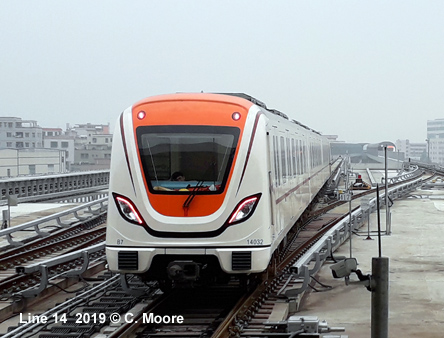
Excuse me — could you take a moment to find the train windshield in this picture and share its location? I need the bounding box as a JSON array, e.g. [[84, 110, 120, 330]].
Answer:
[[136, 125, 240, 194]]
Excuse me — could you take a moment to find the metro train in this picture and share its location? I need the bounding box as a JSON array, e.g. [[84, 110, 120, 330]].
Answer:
[[106, 93, 331, 287]]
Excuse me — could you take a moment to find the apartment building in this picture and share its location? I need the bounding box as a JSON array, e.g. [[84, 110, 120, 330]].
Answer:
[[395, 139, 427, 162], [67, 123, 112, 170], [43, 128, 75, 171], [0, 148, 66, 177], [0, 117, 43, 149], [427, 118, 444, 164]]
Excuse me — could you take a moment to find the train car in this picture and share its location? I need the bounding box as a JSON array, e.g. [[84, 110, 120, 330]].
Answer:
[[106, 93, 331, 287]]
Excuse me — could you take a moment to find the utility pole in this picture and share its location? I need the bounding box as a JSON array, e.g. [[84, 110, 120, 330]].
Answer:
[[384, 147, 391, 235]]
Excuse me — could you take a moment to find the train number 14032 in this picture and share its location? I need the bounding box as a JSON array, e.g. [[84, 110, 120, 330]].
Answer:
[[247, 239, 263, 245]]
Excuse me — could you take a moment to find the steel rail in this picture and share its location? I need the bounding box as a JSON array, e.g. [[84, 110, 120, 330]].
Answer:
[[0, 225, 105, 270], [1, 274, 120, 338]]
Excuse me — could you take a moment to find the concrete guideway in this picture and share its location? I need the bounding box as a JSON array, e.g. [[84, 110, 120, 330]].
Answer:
[[299, 183, 444, 337]]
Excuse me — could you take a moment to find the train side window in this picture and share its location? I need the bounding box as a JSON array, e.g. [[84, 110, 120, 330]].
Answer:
[[313, 143, 315, 168], [323, 144, 327, 164], [286, 138, 291, 178], [291, 139, 297, 176], [297, 140, 301, 175], [315, 144, 317, 167], [302, 140, 307, 173], [310, 143, 312, 169], [273, 136, 279, 186], [314, 144, 317, 167], [316, 144, 319, 167], [280, 136, 287, 184], [310, 143, 313, 169], [322, 144, 325, 164], [307, 142, 310, 171], [310, 143, 314, 169], [327, 144, 330, 163]]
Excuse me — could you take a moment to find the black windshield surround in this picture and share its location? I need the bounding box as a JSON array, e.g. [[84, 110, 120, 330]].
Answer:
[[137, 125, 240, 195]]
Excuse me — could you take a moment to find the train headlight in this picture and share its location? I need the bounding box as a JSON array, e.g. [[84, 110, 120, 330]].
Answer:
[[232, 112, 241, 121], [137, 111, 146, 120], [113, 193, 145, 225], [227, 193, 261, 225]]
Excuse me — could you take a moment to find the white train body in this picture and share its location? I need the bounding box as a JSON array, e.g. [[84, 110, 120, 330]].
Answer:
[[106, 93, 330, 283]]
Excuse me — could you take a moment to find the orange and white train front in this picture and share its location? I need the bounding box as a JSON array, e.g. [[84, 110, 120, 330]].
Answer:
[[106, 93, 273, 284]]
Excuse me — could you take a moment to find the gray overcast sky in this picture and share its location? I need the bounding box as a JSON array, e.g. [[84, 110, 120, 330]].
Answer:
[[1, 1, 443, 143]]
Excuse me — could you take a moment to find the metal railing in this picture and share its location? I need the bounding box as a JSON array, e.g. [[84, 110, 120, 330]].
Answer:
[[0, 197, 107, 246], [15, 243, 105, 298], [380, 164, 423, 185], [281, 175, 422, 297]]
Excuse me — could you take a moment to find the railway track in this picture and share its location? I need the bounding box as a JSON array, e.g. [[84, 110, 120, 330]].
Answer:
[[212, 212, 355, 338], [0, 214, 106, 297], [2, 274, 152, 338], [93, 211, 359, 337], [210, 174, 426, 337], [106, 284, 247, 338], [0, 167, 428, 337], [76, 172, 422, 337]]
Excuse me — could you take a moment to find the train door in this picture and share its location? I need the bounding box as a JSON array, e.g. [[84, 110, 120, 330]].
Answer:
[[307, 138, 313, 199], [290, 137, 298, 217], [266, 129, 278, 241], [277, 132, 287, 234]]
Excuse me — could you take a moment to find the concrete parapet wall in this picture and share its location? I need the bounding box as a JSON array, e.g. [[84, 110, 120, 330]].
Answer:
[[0, 170, 109, 204]]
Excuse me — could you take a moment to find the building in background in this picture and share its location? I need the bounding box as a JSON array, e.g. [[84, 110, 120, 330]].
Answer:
[[330, 142, 368, 162], [427, 118, 444, 164], [395, 139, 427, 162], [66, 123, 112, 171], [43, 128, 75, 171], [0, 117, 43, 149], [0, 119, 67, 177], [0, 118, 112, 177], [0, 148, 66, 177]]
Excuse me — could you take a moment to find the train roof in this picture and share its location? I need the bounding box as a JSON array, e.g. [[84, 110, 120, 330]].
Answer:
[[134, 92, 323, 136], [133, 93, 255, 112], [218, 93, 322, 136]]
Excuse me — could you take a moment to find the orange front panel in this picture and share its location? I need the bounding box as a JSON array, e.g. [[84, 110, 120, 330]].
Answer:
[[132, 96, 250, 129], [131, 95, 252, 217]]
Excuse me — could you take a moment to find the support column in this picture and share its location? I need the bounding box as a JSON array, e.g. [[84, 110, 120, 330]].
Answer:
[[371, 257, 389, 338]]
